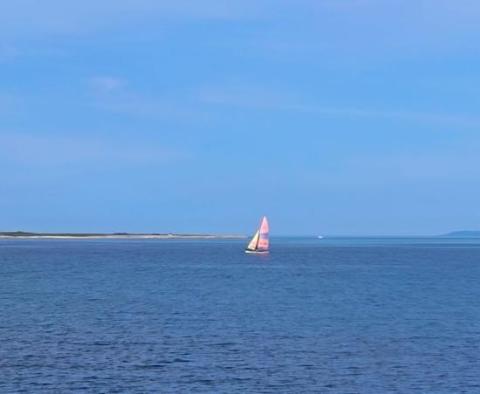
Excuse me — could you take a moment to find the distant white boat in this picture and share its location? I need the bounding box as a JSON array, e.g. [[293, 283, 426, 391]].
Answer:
[[245, 216, 269, 254]]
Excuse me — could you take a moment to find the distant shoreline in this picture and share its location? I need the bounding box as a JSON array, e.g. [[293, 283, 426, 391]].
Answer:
[[441, 230, 480, 238], [0, 232, 246, 240]]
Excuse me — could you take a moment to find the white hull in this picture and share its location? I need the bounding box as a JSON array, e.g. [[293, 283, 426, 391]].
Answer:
[[245, 250, 269, 254]]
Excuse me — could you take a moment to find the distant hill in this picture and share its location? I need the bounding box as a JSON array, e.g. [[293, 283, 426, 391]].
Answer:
[[443, 231, 480, 238]]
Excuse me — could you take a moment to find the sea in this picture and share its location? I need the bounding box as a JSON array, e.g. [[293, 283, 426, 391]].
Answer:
[[1, 237, 479, 393]]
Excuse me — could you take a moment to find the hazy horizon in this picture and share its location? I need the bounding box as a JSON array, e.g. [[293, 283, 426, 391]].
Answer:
[[2, 1, 480, 235], [1, 228, 478, 238]]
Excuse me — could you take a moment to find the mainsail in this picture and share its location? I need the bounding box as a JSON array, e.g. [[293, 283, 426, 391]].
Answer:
[[245, 216, 269, 253]]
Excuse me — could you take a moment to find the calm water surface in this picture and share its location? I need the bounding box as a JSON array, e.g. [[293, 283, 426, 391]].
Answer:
[[1, 238, 479, 393]]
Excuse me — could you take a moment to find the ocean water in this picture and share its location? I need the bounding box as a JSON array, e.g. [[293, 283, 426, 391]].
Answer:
[[1, 237, 480, 393]]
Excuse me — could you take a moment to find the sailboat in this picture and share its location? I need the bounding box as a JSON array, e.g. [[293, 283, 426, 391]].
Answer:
[[245, 216, 269, 254]]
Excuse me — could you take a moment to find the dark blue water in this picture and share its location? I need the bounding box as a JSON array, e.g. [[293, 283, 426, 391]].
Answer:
[[1, 238, 480, 393]]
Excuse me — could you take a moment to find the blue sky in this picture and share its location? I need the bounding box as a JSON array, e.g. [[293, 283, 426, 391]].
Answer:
[[2, 0, 480, 235]]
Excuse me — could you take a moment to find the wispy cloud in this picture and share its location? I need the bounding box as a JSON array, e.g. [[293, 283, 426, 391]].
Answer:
[[0, 94, 19, 114], [0, 44, 20, 62], [287, 106, 480, 129], [0, 1, 264, 39], [198, 84, 480, 128], [88, 75, 206, 121], [198, 84, 291, 111], [355, 149, 480, 183], [2, 0, 480, 68], [89, 76, 126, 94], [0, 133, 188, 167], [292, 144, 480, 191], [208, 0, 480, 62]]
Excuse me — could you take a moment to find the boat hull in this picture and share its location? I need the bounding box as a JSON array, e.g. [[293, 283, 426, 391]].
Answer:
[[245, 250, 269, 254]]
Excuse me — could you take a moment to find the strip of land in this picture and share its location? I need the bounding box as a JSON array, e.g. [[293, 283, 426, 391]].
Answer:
[[442, 230, 480, 237], [0, 231, 246, 239]]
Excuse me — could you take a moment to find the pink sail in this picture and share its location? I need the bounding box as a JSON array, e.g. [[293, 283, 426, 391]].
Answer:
[[257, 216, 269, 251]]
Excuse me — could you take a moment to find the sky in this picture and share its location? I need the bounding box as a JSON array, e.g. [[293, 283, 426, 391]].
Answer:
[[2, 0, 480, 235]]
